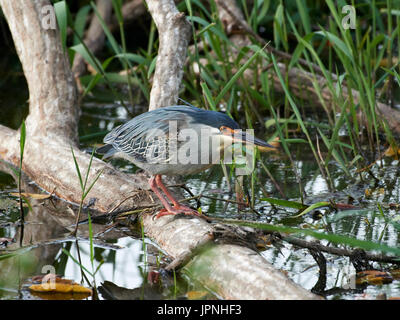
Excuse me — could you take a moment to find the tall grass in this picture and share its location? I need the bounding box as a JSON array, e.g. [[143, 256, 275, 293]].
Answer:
[[70, 147, 103, 236]]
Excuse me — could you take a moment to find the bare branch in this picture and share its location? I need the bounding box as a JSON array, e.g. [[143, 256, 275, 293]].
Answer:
[[145, 0, 191, 110]]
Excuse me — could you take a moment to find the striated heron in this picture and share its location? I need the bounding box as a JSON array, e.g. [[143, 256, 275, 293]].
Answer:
[[97, 105, 273, 218]]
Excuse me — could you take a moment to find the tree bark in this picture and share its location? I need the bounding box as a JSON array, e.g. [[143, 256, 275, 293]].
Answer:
[[145, 0, 191, 110], [0, 0, 79, 143], [0, 0, 320, 299]]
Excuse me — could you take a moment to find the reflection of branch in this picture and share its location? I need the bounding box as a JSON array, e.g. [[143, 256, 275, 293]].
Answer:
[[145, 0, 191, 110], [309, 246, 327, 294]]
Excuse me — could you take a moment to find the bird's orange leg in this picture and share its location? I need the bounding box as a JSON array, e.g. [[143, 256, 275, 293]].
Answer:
[[149, 176, 176, 215], [151, 175, 200, 218]]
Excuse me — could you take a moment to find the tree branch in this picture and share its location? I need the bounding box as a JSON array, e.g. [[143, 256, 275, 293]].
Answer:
[[145, 0, 191, 110], [0, 0, 79, 143]]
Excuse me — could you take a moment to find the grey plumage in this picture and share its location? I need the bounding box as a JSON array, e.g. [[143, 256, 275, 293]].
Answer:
[[97, 105, 240, 176]]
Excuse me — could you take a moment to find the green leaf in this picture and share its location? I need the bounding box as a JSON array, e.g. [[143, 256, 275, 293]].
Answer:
[[70, 44, 103, 74], [88, 212, 94, 271], [111, 0, 123, 23], [225, 220, 400, 256], [91, 1, 121, 55], [54, 1, 68, 50], [19, 121, 26, 166], [70, 146, 84, 192], [261, 197, 306, 210], [295, 0, 311, 34], [318, 129, 351, 176], [215, 45, 265, 104], [201, 82, 216, 111], [147, 56, 157, 79], [115, 53, 146, 65], [314, 30, 353, 60], [62, 248, 93, 277], [73, 5, 91, 45], [293, 201, 330, 218], [187, 16, 230, 43]]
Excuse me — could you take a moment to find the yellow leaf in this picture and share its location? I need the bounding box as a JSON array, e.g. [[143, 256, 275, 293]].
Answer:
[[186, 290, 208, 300], [384, 145, 400, 157], [356, 270, 393, 286], [29, 277, 92, 295], [378, 57, 399, 68]]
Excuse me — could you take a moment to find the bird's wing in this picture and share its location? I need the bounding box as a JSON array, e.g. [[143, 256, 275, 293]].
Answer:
[[104, 110, 191, 163]]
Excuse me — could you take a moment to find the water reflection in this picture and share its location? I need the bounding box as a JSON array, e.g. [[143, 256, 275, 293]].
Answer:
[[64, 237, 144, 290]]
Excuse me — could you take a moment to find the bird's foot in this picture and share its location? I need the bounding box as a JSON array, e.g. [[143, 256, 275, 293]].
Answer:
[[155, 205, 201, 219]]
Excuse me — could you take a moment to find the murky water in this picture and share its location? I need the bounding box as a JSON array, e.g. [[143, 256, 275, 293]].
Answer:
[[1, 96, 400, 300]]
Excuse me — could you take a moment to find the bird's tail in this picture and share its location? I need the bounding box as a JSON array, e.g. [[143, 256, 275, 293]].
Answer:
[[96, 144, 117, 159]]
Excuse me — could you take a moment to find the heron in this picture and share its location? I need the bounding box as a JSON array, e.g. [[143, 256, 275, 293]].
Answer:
[[97, 105, 273, 218]]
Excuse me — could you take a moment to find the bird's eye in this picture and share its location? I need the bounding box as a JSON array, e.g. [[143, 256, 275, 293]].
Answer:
[[220, 126, 233, 135]]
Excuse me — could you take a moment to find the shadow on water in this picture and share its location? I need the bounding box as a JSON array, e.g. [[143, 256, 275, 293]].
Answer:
[[1, 97, 400, 300]]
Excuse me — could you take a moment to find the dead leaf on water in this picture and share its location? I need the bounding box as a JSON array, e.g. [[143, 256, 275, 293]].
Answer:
[[186, 290, 209, 300], [384, 145, 400, 158], [356, 270, 393, 286], [29, 274, 92, 299]]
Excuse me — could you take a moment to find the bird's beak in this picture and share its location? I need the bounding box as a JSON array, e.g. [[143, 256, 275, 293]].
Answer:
[[220, 127, 275, 150], [234, 131, 275, 149]]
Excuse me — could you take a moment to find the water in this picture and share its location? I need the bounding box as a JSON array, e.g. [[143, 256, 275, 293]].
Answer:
[[1, 98, 400, 300]]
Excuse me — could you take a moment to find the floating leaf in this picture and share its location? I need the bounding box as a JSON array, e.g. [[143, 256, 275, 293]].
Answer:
[[29, 275, 92, 295], [293, 201, 330, 218], [356, 270, 393, 286], [384, 145, 400, 157], [187, 290, 209, 300], [261, 197, 306, 210]]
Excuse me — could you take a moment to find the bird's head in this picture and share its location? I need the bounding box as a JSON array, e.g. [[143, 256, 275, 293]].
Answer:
[[192, 110, 274, 150]]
